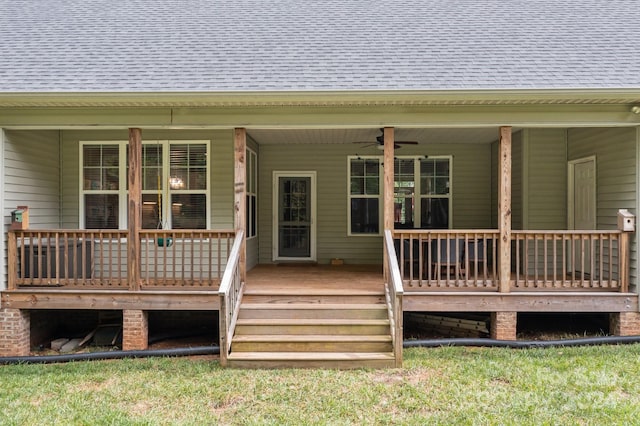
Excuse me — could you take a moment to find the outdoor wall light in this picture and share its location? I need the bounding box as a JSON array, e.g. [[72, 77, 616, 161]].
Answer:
[[632, 105, 640, 114]]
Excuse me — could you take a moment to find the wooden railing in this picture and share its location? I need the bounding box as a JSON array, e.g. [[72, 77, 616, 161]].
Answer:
[[511, 230, 629, 291], [383, 230, 403, 368], [218, 230, 245, 367], [8, 230, 128, 289], [139, 230, 235, 289], [393, 230, 499, 290], [8, 229, 236, 290]]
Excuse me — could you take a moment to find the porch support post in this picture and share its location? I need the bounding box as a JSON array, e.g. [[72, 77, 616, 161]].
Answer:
[[383, 127, 395, 279], [498, 126, 512, 293], [128, 128, 142, 291], [234, 128, 247, 282]]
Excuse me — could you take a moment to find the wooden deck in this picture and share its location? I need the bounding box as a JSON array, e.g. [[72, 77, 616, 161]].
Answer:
[[244, 264, 637, 314], [246, 264, 384, 293]]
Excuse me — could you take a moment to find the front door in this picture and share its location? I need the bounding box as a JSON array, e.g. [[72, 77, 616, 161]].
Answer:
[[273, 172, 316, 261]]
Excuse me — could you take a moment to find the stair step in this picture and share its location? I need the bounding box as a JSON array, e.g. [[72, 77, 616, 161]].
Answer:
[[238, 303, 388, 320], [227, 352, 396, 369], [233, 334, 392, 343], [235, 318, 390, 335], [241, 294, 386, 304], [232, 334, 392, 352]]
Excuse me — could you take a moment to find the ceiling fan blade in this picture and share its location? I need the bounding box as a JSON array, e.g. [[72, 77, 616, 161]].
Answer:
[[396, 141, 419, 145]]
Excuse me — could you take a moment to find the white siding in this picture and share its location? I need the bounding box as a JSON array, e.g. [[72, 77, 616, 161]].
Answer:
[[258, 142, 493, 264], [568, 127, 637, 291]]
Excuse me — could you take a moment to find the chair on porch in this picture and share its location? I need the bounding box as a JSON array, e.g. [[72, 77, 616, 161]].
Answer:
[[430, 238, 464, 279], [463, 239, 485, 278], [394, 238, 422, 278]]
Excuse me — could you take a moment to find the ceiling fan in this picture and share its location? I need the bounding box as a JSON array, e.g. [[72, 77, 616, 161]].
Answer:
[[352, 129, 418, 150]]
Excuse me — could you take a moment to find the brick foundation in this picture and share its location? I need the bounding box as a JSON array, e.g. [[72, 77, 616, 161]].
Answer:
[[122, 309, 149, 350], [0, 308, 31, 357], [610, 312, 640, 336], [490, 312, 517, 340]]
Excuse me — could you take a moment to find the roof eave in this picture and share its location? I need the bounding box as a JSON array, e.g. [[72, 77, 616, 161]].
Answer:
[[1, 88, 640, 108]]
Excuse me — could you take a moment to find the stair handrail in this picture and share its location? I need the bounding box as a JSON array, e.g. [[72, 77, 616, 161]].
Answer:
[[218, 230, 245, 367], [384, 229, 404, 368]]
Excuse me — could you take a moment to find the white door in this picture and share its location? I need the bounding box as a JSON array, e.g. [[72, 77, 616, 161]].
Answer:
[[273, 172, 316, 261], [568, 157, 596, 275]]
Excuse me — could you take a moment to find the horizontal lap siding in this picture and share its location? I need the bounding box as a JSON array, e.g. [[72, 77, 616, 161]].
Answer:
[[3, 130, 61, 289], [511, 131, 523, 230], [4, 130, 61, 228], [568, 127, 637, 291], [525, 128, 567, 230], [258, 143, 492, 265]]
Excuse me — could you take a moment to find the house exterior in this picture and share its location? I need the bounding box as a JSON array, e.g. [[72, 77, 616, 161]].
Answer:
[[1, 0, 640, 367]]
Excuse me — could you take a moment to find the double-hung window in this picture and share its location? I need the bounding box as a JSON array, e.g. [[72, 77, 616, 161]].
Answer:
[[394, 156, 452, 229], [348, 156, 382, 235], [347, 155, 452, 234], [82, 140, 210, 230]]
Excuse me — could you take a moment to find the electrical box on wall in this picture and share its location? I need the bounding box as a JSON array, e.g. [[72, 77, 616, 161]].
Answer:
[[10, 205, 29, 230], [617, 209, 635, 232]]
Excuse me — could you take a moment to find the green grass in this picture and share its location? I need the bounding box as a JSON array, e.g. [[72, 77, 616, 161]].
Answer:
[[2, 345, 640, 425]]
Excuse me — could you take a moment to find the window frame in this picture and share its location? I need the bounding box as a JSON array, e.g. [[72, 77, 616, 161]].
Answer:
[[347, 155, 383, 236], [80, 140, 211, 230], [346, 154, 453, 235], [246, 147, 258, 239]]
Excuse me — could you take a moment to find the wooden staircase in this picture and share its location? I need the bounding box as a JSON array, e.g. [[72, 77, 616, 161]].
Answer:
[[226, 285, 397, 369]]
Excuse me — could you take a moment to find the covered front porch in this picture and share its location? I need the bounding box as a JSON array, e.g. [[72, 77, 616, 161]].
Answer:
[[2, 113, 639, 365]]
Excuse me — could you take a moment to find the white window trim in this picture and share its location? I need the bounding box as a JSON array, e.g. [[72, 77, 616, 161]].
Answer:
[[246, 147, 258, 240], [346, 154, 453, 235], [347, 155, 383, 236], [80, 140, 211, 230]]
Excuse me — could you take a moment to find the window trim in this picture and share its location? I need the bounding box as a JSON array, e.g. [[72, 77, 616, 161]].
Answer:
[[346, 154, 453, 235], [246, 147, 258, 239], [347, 155, 383, 236], [80, 140, 211, 230]]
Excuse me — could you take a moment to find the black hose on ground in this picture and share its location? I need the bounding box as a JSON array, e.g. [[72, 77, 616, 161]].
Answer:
[[0, 346, 220, 365], [403, 335, 640, 349], [3, 336, 640, 365]]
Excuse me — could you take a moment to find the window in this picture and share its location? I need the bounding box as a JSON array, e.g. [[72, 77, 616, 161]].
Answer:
[[395, 156, 452, 229], [246, 148, 258, 238], [81, 140, 210, 230], [347, 155, 452, 234], [348, 156, 381, 235]]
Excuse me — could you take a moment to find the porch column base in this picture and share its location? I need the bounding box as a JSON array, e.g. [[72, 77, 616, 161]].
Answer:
[[490, 312, 517, 340], [122, 309, 148, 350], [609, 312, 640, 336], [0, 308, 31, 357]]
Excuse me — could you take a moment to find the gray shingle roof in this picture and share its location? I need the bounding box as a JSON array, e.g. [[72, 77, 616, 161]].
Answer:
[[1, 0, 639, 93]]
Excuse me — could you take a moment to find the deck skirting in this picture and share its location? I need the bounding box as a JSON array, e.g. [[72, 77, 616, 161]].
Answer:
[[404, 292, 638, 312]]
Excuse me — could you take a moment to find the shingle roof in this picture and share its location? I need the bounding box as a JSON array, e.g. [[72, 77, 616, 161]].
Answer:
[[0, 0, 639, 93]]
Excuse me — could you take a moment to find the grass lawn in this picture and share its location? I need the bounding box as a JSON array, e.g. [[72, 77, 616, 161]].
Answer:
[[1, 344, 640, 425]]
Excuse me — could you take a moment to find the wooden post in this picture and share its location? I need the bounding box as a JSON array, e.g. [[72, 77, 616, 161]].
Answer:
[[7, 232, 17, 290], [128, 128, 142, 291], [498, 126, 512, 293], [234, 128, 247, 283], [619, 232, 629, 292], [383, 127, 395, 280]]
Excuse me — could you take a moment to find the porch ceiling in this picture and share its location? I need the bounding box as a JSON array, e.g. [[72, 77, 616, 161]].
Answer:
[[247, 127, 509, 146]]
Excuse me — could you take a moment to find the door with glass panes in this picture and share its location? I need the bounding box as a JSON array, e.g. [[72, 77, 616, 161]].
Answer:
[[273, 172, 316, 261]]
